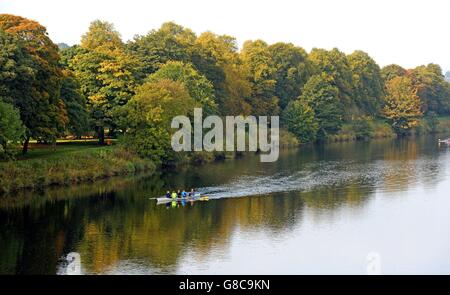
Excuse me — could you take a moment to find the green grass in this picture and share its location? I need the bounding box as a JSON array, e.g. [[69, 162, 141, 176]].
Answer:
[[0, 144, 155, 195], [19, 140, 108, 160]]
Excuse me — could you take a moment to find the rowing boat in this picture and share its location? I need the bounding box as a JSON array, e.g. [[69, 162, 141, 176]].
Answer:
[[155, 194, 209, 204]]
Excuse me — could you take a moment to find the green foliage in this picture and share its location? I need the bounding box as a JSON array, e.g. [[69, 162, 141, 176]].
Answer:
[[308, 48, 354, 113], [192, 32, 248, 115], [282, 100, 318, 143], [0, 147, 155, 194], [64, 21, 138, 142], [147, 61, 217, 115], [381, 64, 407, 82], [2, 15, 450, 165], [299, 74, 343, 139], [60, 70, 90, 137], [0, 101, 25, 159], [409, 64, 450, 115], [351, 116, 374, 140], [268, 42, 311, 110], [127, 22, 196, 81], [348, 51, 384, 114], [81, 20, 124, 52], [119, 80, 195, 164], [240, 40, 279, 116], [0, 16, 68, 148], [383, 76, 423, 134], [425, 112, 439, 133]]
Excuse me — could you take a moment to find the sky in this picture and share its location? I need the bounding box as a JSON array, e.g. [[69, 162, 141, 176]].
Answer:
[[1, 0, 449, 72]]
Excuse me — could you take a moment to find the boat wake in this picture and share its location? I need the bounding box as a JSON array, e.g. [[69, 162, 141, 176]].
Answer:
[[196, 156, 446, 200]]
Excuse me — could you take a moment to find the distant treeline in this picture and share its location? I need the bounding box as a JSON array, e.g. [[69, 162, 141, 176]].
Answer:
[[1, 14, 450, 162]]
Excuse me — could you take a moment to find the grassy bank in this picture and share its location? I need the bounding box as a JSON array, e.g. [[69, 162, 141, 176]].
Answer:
[[0, 144, 155, 195], [326, 120, 396, 143]]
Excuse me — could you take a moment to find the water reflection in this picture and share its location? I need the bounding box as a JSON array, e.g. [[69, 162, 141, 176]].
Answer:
[[1, 134, 449, 274]]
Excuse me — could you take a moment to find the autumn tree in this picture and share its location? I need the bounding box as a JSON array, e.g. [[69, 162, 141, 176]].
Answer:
[[192, 32, 252, 115], [348, 50, 384, 115], [383, 76, 422, 134], [147, 61, 217, 115], [240, 40, 279, 116], [381, 64, 407, 82], [65, 20, 138, 144], [0, 15, 67, 153], [120, 80, 195, 163], [81, 20, 123, 52], [308, 48, 354, 114], [268, 42, 311, 110], [127, 22, 196, 81]]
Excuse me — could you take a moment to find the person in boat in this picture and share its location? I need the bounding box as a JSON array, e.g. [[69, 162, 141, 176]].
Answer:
[[177, 190, 181, 198], [193, 188, 200, 198], [165, 191, 171, 199], [190, 189, 195, 197], [181, 190, 187, 198], [171, 191, 177, 199]]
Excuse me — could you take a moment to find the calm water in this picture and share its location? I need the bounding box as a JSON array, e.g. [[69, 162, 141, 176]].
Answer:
[[1, 135, 450, 274]]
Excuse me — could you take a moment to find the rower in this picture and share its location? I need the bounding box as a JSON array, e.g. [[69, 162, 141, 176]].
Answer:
[[177, 190, 181, 198], [181, 190, 187, 198], [165, 191, 171, 199], [171, 191, 177, 199]]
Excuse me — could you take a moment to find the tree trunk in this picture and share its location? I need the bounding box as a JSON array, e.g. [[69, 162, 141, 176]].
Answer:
[[22, 137, 30, 155], [97, 127, 105, 145]]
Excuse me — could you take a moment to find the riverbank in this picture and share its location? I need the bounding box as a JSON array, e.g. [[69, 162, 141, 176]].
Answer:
[[326, 116, 450, 143], [0, 146, 155, 195], [2, 117, 450, 196]]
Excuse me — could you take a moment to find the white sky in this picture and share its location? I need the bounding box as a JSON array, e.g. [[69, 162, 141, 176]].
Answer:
[[1, 0, 449, 72]]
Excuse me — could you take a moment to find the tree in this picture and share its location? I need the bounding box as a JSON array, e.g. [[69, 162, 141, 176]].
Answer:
[[0, 101, 25, 159], [348, 51, 384, 115], [60, 70, 90, 137], [299, 74, 342, 139], [127, 22, 196, 81], [81, 20, 124, 52], [409, 64, 450, 115], [268, 42, 311, 110], [0, 15, 67, 153], [147, 61, 217, 115], [193, 32, 252, 115], [120, 80, 195, 163], [65, 21, 138, 144], [381, 64, 407, 82], [383, 76, 422, 134], [308, 48, 354, 114], [240, 40, 279, 116], [282, 100, 318, 143]]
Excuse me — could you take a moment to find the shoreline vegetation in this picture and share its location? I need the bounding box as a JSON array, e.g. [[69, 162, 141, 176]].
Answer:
[[1, 117, 450, 195], [1, 14, 450, 196], [0, 144, 155, 195]]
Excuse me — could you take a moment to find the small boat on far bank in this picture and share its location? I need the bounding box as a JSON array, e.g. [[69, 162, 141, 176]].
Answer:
[[438, 138, 450, 144]]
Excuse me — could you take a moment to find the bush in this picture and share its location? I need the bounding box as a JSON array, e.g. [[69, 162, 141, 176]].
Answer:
[[282, 100, 318, 143], [352, 116, 374, 140], [0, 101, 25, 160]]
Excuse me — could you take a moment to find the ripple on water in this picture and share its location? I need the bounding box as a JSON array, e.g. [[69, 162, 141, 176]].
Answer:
[[199, 155, 449, 200]]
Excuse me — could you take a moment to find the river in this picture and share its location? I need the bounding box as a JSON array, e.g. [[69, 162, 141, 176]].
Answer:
[[1, 134, 450, 274]]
